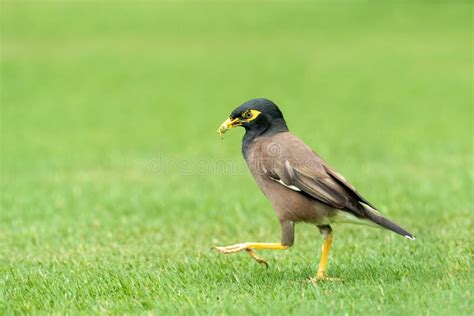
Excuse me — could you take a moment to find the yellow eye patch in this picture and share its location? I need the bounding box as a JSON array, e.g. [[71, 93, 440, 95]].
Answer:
[[242, 109, 261, 122]]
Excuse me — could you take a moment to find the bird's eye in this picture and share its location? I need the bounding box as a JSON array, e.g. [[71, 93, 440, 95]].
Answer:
[[243, 111, 253, 119]]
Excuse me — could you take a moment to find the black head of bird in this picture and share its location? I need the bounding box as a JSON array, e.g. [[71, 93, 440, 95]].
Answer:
[[214, 98, 415, 281], [218, 98, 288, 140]]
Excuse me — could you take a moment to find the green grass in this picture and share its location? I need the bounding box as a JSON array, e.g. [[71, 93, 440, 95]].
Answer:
[[1, 1, 472, 314]]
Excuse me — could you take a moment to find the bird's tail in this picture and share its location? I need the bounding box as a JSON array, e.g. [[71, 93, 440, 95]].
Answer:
[[362, 204, 416, 240]]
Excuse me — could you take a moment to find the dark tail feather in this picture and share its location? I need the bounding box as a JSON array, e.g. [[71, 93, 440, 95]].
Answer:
[[372, 214, 415, 240], [362, 204, 416, 240]]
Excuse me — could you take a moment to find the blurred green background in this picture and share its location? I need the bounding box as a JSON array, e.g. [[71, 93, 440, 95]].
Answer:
[[1, 1, 472, 314]]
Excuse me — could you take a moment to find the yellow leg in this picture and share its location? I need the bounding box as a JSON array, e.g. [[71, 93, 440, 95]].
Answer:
[[214, 242, 288, 252], [213, 242, 289, 266], [315, 231, 334, 280]]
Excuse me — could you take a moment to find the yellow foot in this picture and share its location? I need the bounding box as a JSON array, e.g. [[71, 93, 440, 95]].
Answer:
[[309, 272, 343, 283], [212, 243, 269, 267], [213, 243, 249, 254]]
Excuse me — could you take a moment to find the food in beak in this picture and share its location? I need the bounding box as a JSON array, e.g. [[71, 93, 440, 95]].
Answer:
[[217, 118, 236, 139]]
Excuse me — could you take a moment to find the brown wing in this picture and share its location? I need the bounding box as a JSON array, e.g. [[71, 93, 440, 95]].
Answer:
[[323, 164, 377, 209], [252, 133, 415, 240], [252, 132, 415, 239], [258, 133, 373, 216], [276, 159, 369, 216]]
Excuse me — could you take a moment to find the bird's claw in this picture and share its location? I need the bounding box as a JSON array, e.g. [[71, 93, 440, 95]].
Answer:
[[246, 249, 269, 268], [213, 243, 269, 267]]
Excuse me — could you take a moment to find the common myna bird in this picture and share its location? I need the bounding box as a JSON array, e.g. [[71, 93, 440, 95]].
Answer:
[[213, 98, 415, 281]]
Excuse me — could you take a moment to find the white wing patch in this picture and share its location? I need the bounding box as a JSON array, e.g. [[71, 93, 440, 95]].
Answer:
[[270, 177, 301, 192]]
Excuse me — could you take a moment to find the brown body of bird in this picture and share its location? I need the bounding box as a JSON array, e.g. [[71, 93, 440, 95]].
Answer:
[[213, 98, 415, 281]]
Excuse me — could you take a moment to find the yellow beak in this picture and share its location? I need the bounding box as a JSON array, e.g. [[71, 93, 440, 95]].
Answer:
[[217, 117, 241, 139]]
